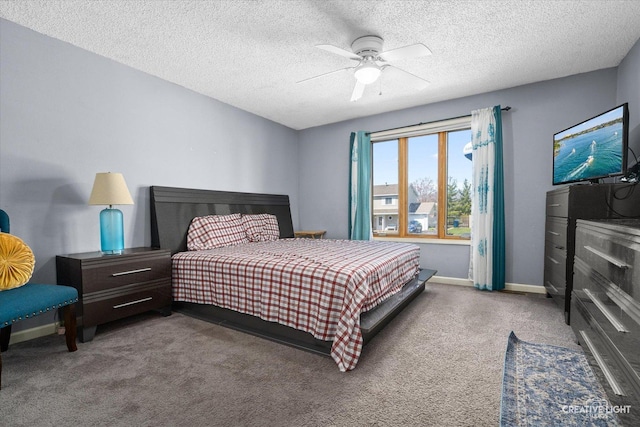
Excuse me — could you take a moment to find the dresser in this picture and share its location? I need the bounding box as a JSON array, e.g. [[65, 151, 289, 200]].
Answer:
[[571, 219, 640, 426], [544, 184, 640, 324], [56, 247, 172, 342]]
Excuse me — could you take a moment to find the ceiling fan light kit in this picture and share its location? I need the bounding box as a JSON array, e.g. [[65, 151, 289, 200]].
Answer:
[[354, 61, 381, 84], [302, 35, 432, 102]]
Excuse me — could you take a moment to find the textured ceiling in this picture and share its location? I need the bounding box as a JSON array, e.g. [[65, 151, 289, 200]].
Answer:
[[1, 0, 640, 130]]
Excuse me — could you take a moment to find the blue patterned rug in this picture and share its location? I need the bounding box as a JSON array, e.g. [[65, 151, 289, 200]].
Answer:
[[500, 332, 620, 426]]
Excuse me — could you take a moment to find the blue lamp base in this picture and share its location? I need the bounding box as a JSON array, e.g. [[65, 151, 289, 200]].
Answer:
[[99, 207, 125, 254]]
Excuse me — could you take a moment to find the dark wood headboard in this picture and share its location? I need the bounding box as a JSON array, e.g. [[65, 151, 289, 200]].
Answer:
[[150, 186, 295, 254]]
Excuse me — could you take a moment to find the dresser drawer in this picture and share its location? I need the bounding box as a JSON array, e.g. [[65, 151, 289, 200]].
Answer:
[[544, 240, 566, 276], [544, 239, 566, 299], [546, 188, 569, 218], [574, 257, 640, 344], [571, 296, 640, 425], [575, 221, 640, 299], [545, 216, 567, 248], [544, 268, 565, 297], [82, 278, 171, 326], [81, 255, 171, 293]]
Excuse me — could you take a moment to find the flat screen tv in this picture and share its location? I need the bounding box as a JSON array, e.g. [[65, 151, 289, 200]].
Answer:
[[553, 103, 629, 185]]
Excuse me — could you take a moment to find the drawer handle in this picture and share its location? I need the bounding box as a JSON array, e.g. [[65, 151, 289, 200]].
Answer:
[[583, 246, 629, 269], [546, 256, 560, 265], [113, 297, 153, 309], [578, 330, 625, 396], [548, 203, 561, 207], [545, 281, 559, 294], [112, 267, 152, 277], [547, 231, 560, 236], [554, 245, 565, 250], [583, 289, 629, 333]]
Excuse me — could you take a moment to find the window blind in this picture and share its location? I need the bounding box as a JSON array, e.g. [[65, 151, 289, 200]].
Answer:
[[370, 116, 471, 142]]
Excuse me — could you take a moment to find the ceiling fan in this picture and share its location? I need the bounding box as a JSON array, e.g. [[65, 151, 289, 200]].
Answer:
[[298, 35, 432, 102]]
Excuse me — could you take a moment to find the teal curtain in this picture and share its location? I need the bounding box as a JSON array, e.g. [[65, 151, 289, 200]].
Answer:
[[469, 106, 505, 291], [348, 131, 373, 240], [492, 107, 506, 290]]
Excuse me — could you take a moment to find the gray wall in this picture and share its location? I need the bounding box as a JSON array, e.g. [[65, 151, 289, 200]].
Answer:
[[297, 69, 621, 284], [0, 19, 299, 330], [617, 37, 640, 162]]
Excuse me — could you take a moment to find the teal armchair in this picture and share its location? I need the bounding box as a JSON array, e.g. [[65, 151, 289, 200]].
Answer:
[[0, 209, 78, 389]]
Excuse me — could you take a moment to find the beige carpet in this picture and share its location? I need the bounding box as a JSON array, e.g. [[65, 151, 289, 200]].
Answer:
[[1, 283, 578, 427]]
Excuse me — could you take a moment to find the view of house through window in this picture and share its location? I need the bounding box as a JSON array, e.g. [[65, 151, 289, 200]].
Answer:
[[407, 133, 439, 235], [372, 140, 399, 232], [372, 124, 472, 239]]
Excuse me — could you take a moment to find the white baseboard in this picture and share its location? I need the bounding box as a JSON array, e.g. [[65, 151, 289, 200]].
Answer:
[[430, 275, 547, 294], [8, 321, 61, 346]]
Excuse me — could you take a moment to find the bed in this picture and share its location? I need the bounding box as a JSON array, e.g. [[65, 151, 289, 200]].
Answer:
[[150, 186, 434, 371]]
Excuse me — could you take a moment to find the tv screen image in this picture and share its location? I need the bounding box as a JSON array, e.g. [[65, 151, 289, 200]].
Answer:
[[553, 103, 628, 185]]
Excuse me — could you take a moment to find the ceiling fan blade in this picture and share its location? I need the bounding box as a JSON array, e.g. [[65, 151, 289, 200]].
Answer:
[[296, 67, 353, 84], [316, 44, 362, 61], [384, 65, 430, 89], [350, 80, 366, 102], [378, 43, 432, 62]]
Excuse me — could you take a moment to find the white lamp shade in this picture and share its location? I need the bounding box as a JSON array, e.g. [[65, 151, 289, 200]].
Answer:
[[354, 63, 381, 85], [88, 172, 134, 206]]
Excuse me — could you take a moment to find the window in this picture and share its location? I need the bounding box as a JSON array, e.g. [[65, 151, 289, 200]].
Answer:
[[371, 117, 472, 240]]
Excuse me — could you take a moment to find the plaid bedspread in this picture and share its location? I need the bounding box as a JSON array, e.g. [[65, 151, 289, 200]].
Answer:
[[172, 239, 420, 371]]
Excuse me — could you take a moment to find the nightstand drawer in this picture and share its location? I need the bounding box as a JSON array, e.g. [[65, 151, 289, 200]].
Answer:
[[82, 255, 170, 293], [82, 278, 171, 326], [56, 247, 172, 342]]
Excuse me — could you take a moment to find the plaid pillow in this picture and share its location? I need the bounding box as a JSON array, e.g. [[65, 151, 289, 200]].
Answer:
[[241, 214, 280, 242], [187, 213, 249, 250]]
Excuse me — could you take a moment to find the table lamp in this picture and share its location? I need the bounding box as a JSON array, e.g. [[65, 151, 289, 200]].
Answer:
[[89, 172, 134, 254]]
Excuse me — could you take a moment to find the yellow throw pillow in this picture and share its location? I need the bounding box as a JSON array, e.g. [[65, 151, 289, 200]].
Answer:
[[0, 232, 35, 291]]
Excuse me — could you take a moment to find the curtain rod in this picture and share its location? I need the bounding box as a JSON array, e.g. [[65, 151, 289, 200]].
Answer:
[[366, 106, 512, 136]]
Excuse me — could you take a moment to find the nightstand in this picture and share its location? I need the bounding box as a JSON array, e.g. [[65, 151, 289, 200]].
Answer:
[[294, 230, 326, 239], [56, 247, 172, 342]]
